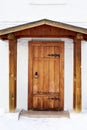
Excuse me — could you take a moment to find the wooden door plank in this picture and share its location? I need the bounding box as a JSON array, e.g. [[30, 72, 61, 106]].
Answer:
[[59, 43, 64, 110], [28, 42, 33, 109], [33, 46, 39, 58], [49, 47, 55, 93], [54, 47, 60, 93], [33, 60, 39, 94], [43, 96, 49, 110], [44, 46, 50, 58], [44, 59, 49, 93], [33, 96, 38, 109], [39, 46, 44, 58], [43, 47, 49, 93], [54, 59, 60, 92], [49, 59, 55, 92], [38, 59, 44, 93]]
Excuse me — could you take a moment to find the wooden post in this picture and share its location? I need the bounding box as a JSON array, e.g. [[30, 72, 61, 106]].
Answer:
[[8, 34, 17, 112], [73, 33, 83, 112]]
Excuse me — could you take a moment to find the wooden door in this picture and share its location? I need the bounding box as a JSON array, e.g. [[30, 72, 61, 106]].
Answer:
[[28, 41, 64, 111]]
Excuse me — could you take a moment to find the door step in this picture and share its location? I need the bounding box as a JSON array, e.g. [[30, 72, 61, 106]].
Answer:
[[19, 110, 69, 118]]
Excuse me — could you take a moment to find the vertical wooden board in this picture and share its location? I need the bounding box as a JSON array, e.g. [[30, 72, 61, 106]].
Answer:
[[54, 46, 60, 92], [39, 97, 44, 110], [43, 96, 49, 110], [49, 47, 55, 92], [33, 46, 39, 58], [54, 95, 60, 110], [43, 59, 49, 93], [54, 59, 60, 93], [59, 45, 64, 110], [43, 46, 49, 93], [39, 46, 44, 58], [33, 96, 38, 109], [54, 46, 60, 54], [48, 96, 55, 109], [37, 97, 43, 110], [49, 46, 54, 58], [38, 59, 43, 93], [28, 42, 34, 109], [44, 46, 50, 58], [49, 59, 55, 92], [33, 60, 39, 94], [54, 100, 59, 110]]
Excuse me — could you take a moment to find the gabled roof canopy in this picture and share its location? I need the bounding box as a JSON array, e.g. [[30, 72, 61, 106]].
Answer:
[[0, 19, 87, 40]]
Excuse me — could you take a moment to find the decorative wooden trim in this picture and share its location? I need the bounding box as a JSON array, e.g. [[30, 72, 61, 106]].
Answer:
[[9, 34, 17, 112], [73, 34, 82, 112], [75, 33, 83, 40], [8, 33, 16, 40]]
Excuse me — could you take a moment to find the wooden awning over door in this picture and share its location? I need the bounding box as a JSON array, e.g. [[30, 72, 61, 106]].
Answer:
[[0, 19, 87, 112]]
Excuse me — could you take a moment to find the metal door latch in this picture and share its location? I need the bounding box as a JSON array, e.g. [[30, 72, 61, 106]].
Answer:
[[48, 54, 60, 57], [48, 97, 60, 100]]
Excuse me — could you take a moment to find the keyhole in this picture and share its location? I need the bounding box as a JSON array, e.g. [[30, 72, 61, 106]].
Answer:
[[35, 72, 38, 76], [34, 72, 38, 78]]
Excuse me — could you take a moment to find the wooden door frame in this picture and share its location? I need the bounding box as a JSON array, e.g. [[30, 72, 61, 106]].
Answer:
[[28, 41, 64, 110]]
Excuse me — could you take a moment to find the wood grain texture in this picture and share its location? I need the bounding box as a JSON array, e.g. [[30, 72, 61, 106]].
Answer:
[[28, 43, 33, 109], [74, 37, 81, 112], [28, 41, 64, 111], [14, 25, 76, 39], [9, 35, 17, 112]]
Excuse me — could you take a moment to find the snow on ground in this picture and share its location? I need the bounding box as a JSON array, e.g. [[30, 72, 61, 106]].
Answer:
[[0, 112, 87, 130]]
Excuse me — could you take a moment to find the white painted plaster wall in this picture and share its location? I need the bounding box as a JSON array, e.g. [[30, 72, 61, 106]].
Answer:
[[1, 0, 87, 29], [0, 40, 9, 112], [82, 41, 87, 112], [17, 38, 73, 111], [17, 39, 28, 110], [64, 39, 73, 111]]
